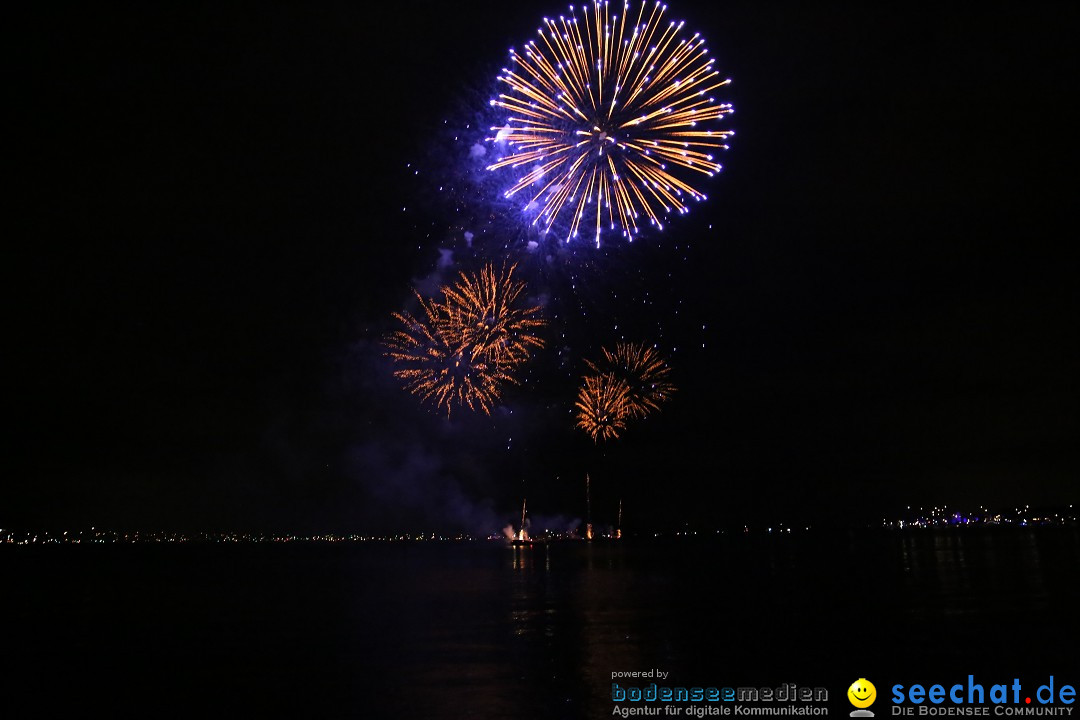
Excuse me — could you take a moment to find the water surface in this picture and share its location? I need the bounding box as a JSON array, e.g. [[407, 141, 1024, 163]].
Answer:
[[3, 529, 1077, 718]]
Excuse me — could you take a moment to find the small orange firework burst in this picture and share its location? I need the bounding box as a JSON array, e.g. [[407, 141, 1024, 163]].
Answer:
[[384, 293, 511, 415], [442, 263, 546, 368], [385, 266, 546, 416], [587, 342, 675, 419], [575, 373, 632, 442]]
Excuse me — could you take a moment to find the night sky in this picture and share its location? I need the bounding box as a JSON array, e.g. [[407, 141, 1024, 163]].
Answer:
[[8, 1, 1077, 534]]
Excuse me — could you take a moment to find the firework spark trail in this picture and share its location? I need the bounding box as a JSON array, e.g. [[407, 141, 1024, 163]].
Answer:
[[586, 341, 675, 419], [487, 0, 734, 246], [575, 372, 632, 442], [385, 266, 546, 416]]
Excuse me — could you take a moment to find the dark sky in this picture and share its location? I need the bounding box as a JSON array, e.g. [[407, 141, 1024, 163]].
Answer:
[[7, 1, 1077, 533]]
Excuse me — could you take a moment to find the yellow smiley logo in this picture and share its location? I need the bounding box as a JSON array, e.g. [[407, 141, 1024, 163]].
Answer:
[[848, 679, 877, 709]]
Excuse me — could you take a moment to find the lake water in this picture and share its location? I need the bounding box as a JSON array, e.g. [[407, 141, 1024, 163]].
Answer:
[[2, 529, 1078, 718]]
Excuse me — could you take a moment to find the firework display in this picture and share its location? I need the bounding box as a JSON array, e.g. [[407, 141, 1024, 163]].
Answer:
[[576, 342, 674, 441], [575, 373, 632, 442], [384, 293, 509, 415], [385, 265, 546, 415], [586, 341, 675, 418], [487, 0, 734, 245], [442, 263, 546, 368]]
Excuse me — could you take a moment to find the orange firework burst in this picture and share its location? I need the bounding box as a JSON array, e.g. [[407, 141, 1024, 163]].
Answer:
[[487, 0, 734, 245], [385, 265, 545, 415], [442, 263, 546, 368], [586, 342, 675, 419], [575, 373, 632, 442], [384, 293, 510, 415]]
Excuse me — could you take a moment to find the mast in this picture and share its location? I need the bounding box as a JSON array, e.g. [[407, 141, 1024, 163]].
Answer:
[[585, 474, 594, 541]]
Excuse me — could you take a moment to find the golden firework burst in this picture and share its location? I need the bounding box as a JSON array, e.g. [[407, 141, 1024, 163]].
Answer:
[[587, 341, 675, 419], [575, 373, 632, 442], [442, 263, 546, 368], [385, 265, 546, 415]]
